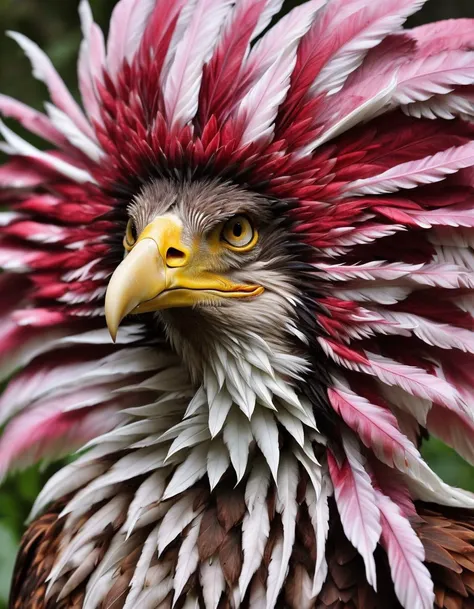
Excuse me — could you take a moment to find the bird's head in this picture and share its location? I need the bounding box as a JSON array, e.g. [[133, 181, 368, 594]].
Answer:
[[105, 179, 311, 380]]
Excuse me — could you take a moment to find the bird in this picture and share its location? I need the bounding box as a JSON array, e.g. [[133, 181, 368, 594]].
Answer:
[[3, 0, 474, 607]]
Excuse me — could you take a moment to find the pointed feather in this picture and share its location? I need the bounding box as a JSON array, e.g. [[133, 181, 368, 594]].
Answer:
[[157, 492, 202, 555], [376, 489, 434, 609], [7, 32, 93, 138], [164, 0, 233, 128], [345, 142, 474, 196], [266, 535, 283, 609], [239, 460, 271, 597], [223, 410, 252, 483], [124, 471, 166, 537], [173, 514, 203, 602], [206, 439, 230, 490], [242, 0, 325, 97], [267, 452, 298, 609], [0, 119, 94, 184], [311, 0, 426, 95], [249, 408, 280, 481], [162, 443, 208, 500], [106, 0, 156, 77], [200, 557, 225, 609], [328, 433, 381, 589], [306, 471, 332, 596], [122, 524, 161, 609], [253, 0, 285, 38]]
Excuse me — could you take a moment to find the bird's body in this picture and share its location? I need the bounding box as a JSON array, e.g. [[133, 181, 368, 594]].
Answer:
[[2, 0, 474, 607]]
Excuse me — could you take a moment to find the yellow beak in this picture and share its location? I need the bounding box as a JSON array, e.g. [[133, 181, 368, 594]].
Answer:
[[105, 216, 263, 341]]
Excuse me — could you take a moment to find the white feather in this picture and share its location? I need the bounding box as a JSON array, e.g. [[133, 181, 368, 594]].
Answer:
[[44, 103, 103, 161], [265, 536, 283, 609], [0, 119, 94, 184], [162, 443, 208, 500], [267, 453, 298, 609], [208, 387, 233, 437], [157, 491, 202, 555], [306, 472, 332, 596], [275, 408, 305, 447], [239, 461, 271, 597], [173, 514, 203, 602], [123, 523, 161, 609], [207, 439, 230, 491], [164, 0, 233, 128], [223, 410, 253, 483], [124, 471, 166, 538], [250, 408, 280, 481], [200, 558, 225, 609]]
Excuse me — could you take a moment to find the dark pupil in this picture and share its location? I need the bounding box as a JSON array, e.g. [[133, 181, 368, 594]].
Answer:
[[233, 222, 243, 237], [130, 222, 138, 241]]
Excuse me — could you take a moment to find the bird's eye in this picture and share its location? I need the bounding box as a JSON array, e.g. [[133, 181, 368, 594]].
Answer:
[[221, 215, 257, 250], [124, 219, 138, 250]]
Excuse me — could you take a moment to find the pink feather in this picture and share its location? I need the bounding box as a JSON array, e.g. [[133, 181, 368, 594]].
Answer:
[[328, 384, 425, 472], [310, 0, 427, 95], [345, 141, 474, 196], [77, 1, 106, 123], [318, 260, 474, 289], [362, 351, 465, 413], [0, 158, 56, 188], [7, 32, 94, 140], [106, 0, 156, 78], [252, 0, 285, 38], [390, 50, 474, 107], [427, 404, 474, 465], [371, 461, 417, 517], [328, 432, 381, 589], [0, 95, 69, 149], [411, 19, 474, 56], [376, 489, 434, 609], [0, 403, 121, 478]]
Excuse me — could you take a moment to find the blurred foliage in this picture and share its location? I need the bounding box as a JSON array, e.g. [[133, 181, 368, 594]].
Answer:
[[0, 0, 474, 606]]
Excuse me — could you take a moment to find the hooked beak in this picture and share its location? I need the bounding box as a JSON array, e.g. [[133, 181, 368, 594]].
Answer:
[[105, 216, 263, 341]]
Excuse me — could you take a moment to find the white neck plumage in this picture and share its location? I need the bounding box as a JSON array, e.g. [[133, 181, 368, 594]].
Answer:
[[32, 329, 326, 607]]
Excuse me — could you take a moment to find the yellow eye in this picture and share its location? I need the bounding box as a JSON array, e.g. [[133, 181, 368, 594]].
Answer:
[[124, 219, 138, 250], [221, 215, 257, 250]]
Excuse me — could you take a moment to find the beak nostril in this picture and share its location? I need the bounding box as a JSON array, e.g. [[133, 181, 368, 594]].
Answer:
[[166, 247, 187, 267]]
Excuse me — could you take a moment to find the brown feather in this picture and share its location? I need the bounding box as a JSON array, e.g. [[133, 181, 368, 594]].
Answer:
[[198, 506, 226, 560], [219, 529, 243, 586]]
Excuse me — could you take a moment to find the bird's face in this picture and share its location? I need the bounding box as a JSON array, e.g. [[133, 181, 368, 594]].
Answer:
[[105, 179, 302, 364]]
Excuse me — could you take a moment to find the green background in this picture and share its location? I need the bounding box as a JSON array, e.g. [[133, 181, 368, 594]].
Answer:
[[0, 0, 473, 606]]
